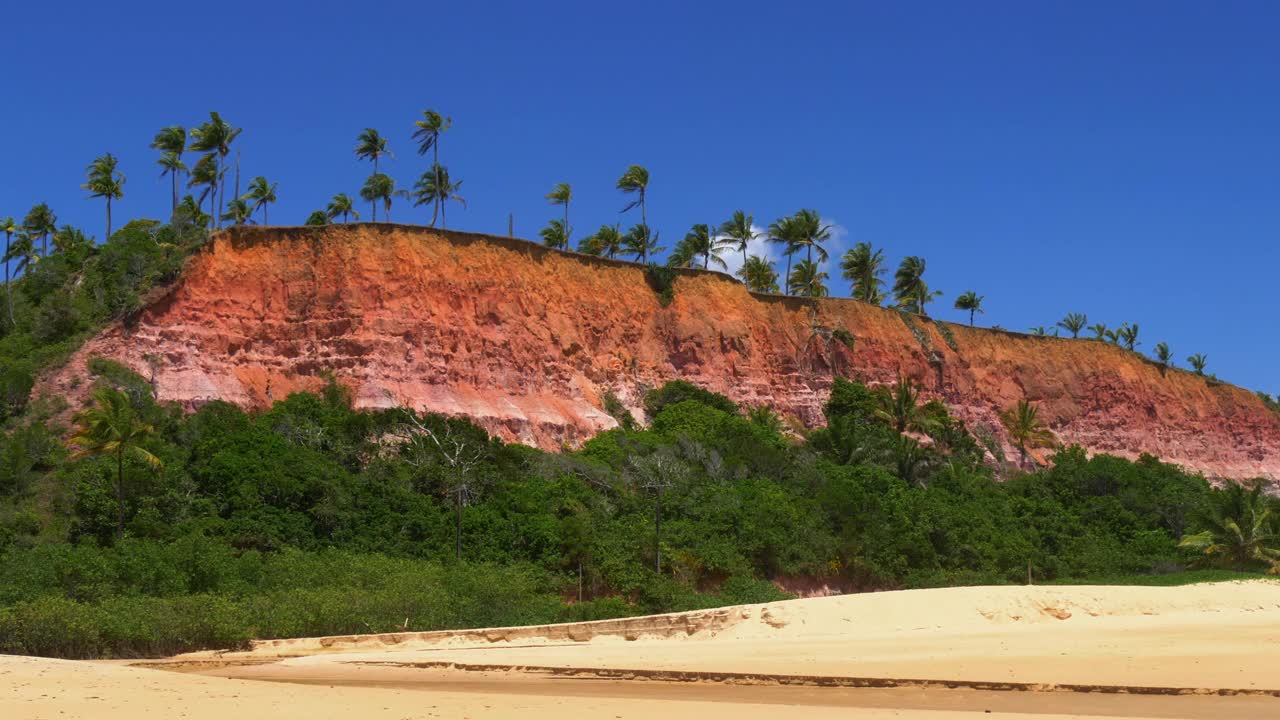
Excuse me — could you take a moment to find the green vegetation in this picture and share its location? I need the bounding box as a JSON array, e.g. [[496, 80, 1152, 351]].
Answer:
[[953, 291, 984, 326]]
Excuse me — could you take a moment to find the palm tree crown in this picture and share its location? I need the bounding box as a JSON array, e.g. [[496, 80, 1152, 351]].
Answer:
[[1178, 483, 1280, 573], [22, 203, 57, 257], [616, 165, 650, 233], [354, 128, 391, 174], [539, 219, 569, 250], [1057, 313, 1087, 338], [412, 164, 465, 228], [151, 126, 187, 213], [840, 242, 887, 304], [412, 110, 451, 162], [788, 259, 829, 297], [953, 291, 984, 326], [578, 224, 623, 258], [999, 399, 1056, 468], [621, 224, 662, 263], [243, 176, 278, 224], [893, 256, 941, 315], [82, 153, 126, 239], [676, 223, 729, 270], [326, 193, 359, 223], [546, 182, 572, 244], [1187, 353, 1208, 375], [188, 112, 241, 228], [361, 173, 410, 223], [718, 211, 757, 268], [69, 386, 164, 539], [738, 255, 779, 294]]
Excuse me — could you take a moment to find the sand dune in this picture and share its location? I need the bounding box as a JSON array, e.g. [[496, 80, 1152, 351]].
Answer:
[[5, 581, 1280, 719]]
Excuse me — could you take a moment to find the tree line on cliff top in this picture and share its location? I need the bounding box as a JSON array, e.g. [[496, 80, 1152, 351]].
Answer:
[[0, 352, 1276, 658], [2, 109, 1239, 388]]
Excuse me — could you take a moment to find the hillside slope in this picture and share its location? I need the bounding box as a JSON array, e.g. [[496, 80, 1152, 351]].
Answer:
[[38, 224, 1280, 480]]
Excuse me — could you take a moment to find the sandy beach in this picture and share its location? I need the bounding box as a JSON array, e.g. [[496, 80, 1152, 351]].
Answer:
[[4, 581, 1280, 719]]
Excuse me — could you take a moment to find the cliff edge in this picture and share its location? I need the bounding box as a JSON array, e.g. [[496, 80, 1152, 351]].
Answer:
[[38, 224, 1280, 481]]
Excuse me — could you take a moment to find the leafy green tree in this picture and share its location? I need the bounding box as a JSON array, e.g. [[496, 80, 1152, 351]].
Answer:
[[999, 399, 1055, 468], [578, 224, 622, 258], [840, 242, 887, 304], [627, 447, 689, 574], [1179, 483, 1280, 572], [539, 219, 569, 250], [150, 126, 187, 212], [1057, 312, 1087, 338], [874, 376, 934, 434], [616, 166, 651, 258], [1187, 353, 1208, 376], [82, 153, 126, 240], [326, 193, 359, 223], [546, 183, 572, 245], [69, 387, 163, 540], [953, 291, 984, 326], [893, 256, 940, 315], [412, 165, 465, 228], [362, 173, 409, 223], [243, 176, 278, 224], [305, 210, 328, 226], [23, 202, 57, 257], [788, 259, 828, 297], [737, 255, 779, 293], [622, 224, 661, 263], [718, 210, 757, 268], [188, 112, 242, 228]]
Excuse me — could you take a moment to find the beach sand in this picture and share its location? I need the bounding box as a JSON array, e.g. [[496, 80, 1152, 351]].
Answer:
[[4, 581, 1279, 719]]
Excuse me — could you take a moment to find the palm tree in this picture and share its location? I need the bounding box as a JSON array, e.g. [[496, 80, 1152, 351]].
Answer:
[[2, 232, 34, 326], [244, 176, 278, 224], [150, 126, 186, 212], [1188, 353, 1208, 376], [1154, 342, 1173, 369], [667, 237, 698, 268], [1057, 313, 1087, 338], [791, 209, 832, 267], [1179, 483, 1280, 572], [579, 224, 622, 258], [220, 198, 254, 226], [840, 242, 887, 304], [766, 214, 801, 294], [361, 173, 410, 223], [175, 194, 210, 229], [999, 399, 1056, 468], [616, 166, 650, 251], [788, 259, 829, 297], [0, 216, 16, 324], [1115, 323, 1140, 351], [69, 386, 164, 540], [412, 165, 465, 227], [718, 210, 757, 268], [874, 376, 934, 434], [539, 219, 569, 250], [953, 291, 984, 326], [738, 255, 779, 293], [188, 112, 242, 228], [22, 203, 57, 257], [355, 128, 391, 174], [82, 153, 126, 240], [412, 109, 451, 165], [326, 193, 359, 223], [188, 155, 220, 220], [1030, 326, 1050, 336], [893, 256, 941, 315], [1088, 323, 1109, 341], [546, 183, 572, 245], [305, 210, 328, 226], [621, 224, 661, 263], [681, 223, 729, 270]]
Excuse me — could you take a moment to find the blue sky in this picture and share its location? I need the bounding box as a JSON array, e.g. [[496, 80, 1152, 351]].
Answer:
[[2, 1, 1277, 393]]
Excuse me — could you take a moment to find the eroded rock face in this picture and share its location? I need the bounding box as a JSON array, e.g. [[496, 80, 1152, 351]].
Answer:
[[39, 225, 1280, 480]]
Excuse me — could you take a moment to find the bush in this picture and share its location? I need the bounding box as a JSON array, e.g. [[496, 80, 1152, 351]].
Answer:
[[642, 380, 738, 419]]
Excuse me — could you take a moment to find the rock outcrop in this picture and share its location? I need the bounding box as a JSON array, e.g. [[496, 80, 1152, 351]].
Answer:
[[39, 224, 1280, 480]]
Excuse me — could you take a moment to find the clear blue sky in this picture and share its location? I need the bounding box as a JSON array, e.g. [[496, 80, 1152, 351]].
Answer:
[[3, 1, 1277, 393]]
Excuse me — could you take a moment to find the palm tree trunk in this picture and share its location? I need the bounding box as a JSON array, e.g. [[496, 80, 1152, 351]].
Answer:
[[171, 173, 178, 214], [654, 486, 662, 574], [564, 203, 569, 245], [785, 255, 792, 295], [970, 309, 975, 326], [4, 233, 12, 326], [106, 197, 112, 240]]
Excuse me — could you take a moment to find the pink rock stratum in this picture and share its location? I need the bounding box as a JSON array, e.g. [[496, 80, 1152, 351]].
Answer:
[[38, 224, 1280, 481]]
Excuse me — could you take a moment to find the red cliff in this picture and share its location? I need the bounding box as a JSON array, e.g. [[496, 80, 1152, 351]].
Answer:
[[39, 225, 1280, 481]]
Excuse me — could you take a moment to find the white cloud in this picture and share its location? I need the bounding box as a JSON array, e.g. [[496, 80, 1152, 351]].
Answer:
[[712, 216, 851, 294]]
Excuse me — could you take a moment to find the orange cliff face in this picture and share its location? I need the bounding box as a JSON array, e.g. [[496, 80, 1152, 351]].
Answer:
[[38, 224, 1280, 481]]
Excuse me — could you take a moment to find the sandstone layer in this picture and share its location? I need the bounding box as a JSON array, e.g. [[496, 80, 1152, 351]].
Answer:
[[39, 224, 1280, 480]]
